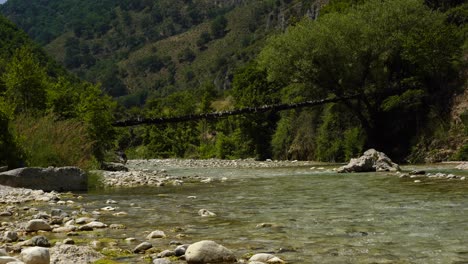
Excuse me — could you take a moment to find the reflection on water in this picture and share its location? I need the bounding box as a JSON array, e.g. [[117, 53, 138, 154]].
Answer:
[[80, 165, 468, 263]]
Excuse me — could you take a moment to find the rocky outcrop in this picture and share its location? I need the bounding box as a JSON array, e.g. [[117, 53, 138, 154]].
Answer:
[[185, 240, 236, 264], [337, 149, 400, 173], [0, 167, 87, 192]]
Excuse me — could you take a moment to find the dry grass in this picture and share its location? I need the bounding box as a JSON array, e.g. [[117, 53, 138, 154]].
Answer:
[[13, 114, 95, 169]]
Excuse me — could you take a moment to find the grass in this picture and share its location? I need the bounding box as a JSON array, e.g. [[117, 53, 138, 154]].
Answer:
[[12, 114, 96, 169]]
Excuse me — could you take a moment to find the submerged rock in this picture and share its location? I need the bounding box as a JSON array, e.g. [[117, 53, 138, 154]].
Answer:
[[337, 149, 400, 173], [198, 209, 216, 217], [185, 240, 236, 263]]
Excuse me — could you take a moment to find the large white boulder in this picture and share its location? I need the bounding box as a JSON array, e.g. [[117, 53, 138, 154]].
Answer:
[[20, 247, 49, 264], [337, 149, 400, 173], [185, 240, 236, 263]]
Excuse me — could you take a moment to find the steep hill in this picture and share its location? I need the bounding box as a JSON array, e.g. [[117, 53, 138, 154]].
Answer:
[[0, 0, 323, 104]]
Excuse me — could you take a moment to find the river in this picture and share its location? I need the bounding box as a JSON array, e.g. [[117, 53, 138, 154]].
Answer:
[[79, 163, 468, 263]]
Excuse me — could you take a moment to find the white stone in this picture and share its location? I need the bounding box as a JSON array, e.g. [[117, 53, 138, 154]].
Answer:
[[26, 220, 52, 232], [185, 240, 236, 264], [146, 230, 166, 239], [20, 247, 50, 264]]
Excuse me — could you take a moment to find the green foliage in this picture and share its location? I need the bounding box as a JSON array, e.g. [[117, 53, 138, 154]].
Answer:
[[3, 46, 48, 113], [259, 0, 463, 160], [0, 100, 23, 167], [452, 144, 468, 161], [76, 83, 116, 162], [211, 15, 228, 39]]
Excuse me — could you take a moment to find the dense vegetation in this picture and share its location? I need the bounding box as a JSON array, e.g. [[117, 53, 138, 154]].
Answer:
[[0, 15, 115, 168], [0, 0, 466, 166]]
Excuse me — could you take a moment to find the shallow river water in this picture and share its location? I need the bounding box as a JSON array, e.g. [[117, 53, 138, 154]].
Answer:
[[82, 164, 468, 263]]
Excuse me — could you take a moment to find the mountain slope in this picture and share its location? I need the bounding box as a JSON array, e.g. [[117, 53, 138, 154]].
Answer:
[[0, 0, 322, 103]]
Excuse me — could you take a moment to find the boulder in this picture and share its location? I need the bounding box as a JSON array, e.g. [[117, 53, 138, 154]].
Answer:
[[337, 149, 400, 173], [26, 220, 52, 232], [20, 247, 49, 264], [0, 167, 87, 192], [185, 240, 236, 264]]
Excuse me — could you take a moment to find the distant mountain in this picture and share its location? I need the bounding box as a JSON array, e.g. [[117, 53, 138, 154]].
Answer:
[[0, 0, 323, 105]]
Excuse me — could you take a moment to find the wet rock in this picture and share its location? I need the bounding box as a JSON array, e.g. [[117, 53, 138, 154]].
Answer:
[[109, 224, 126, 229], [78, 225, 94, 231], [198, 209, 216, 217], [134, 242, 152, 253], [157, 250, 175, 258], [249, 253, 285, 263], [31, 236, 50, 247], [26, 220, 52, 232], [20, 246, 49, 264], [50, 244, 103, 264], [185, 240, 236, 264], [409, 170, 425, 175], [174, 244, 189, 256], [0, 248, 7, 256], [3, 231, 18, 242], [337, 149, 400, 173], [146, 230, 166, 239]]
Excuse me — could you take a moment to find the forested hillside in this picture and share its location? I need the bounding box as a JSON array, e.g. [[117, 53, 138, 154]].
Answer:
[[0, 15, 115, 169], [1, 0, 466, 164]]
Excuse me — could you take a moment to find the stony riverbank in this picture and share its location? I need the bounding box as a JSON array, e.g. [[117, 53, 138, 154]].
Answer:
[[1, 158, 467, 264]]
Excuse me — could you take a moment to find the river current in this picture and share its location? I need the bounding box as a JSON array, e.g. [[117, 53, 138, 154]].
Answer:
[[82, 164, 468, 263]]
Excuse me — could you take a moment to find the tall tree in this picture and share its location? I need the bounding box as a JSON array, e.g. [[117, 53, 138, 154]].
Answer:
[[259, 0, 462, 159]]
